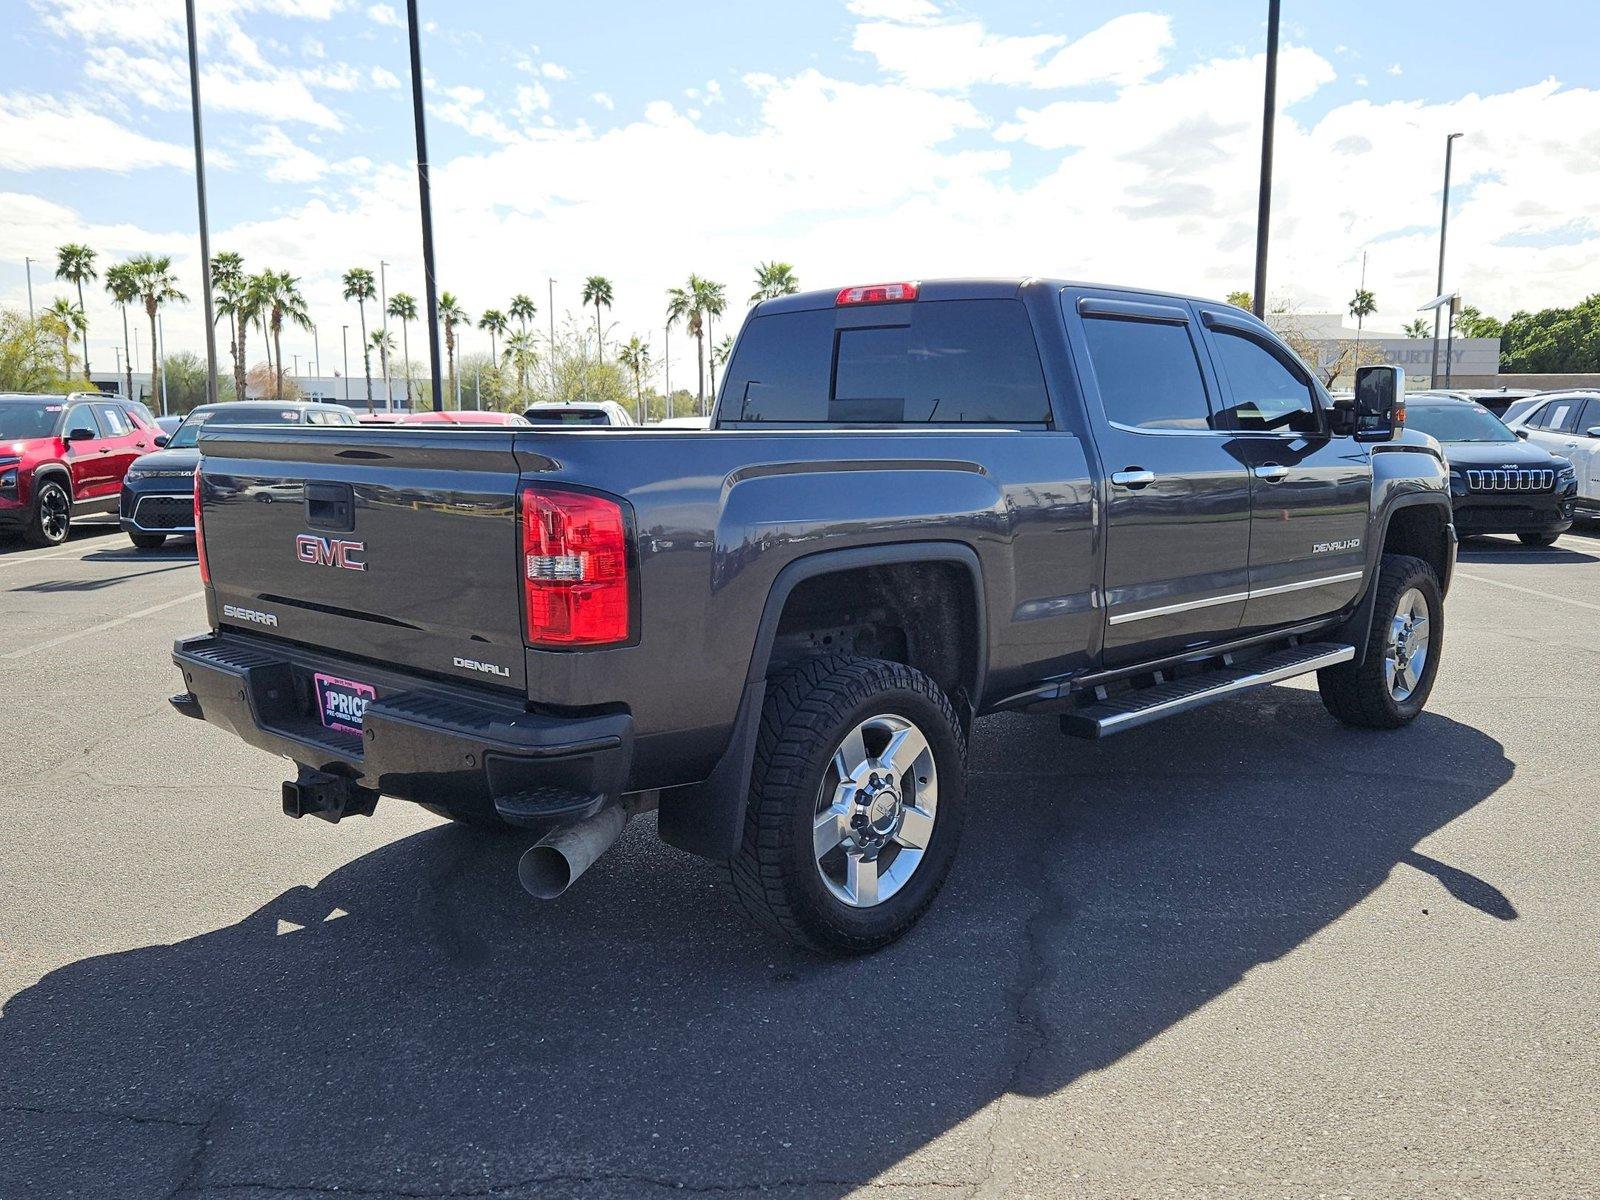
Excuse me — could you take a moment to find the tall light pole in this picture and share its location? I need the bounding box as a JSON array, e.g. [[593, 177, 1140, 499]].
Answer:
[[547, 276, 557, 349], [341, 324, 350, 403], [1430, 132, 1465, 387], [664, 320, 671, 419], [24, 257, 36, 321], [158, 314, 170, 415], [1251, 0, 1281, 320], [312, 322, 321, 381], [379, 259, 392, 408], [184, 0, 218, 405], [405, 0, 445, 412]]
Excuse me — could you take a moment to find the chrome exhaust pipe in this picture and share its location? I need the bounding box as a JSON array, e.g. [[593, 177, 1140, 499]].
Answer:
[[518, 803, 627, 900]]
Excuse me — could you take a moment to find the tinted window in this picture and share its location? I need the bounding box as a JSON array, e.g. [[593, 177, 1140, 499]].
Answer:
[[64, 405, 99, 438], [0, 402, 64, 440], [1541, 401, 1578, 433], [166, 406, 307, 448], [1082, 317, 1214, 431], [1579, 398, 1600, 433], [305, 409, 354, 426], [726, 300, 1051, 424], [1211, 331, 1319, 433], [524, 409, 611, 425], [93, 403, 131, 437], [1403, 403, 1516, 444]]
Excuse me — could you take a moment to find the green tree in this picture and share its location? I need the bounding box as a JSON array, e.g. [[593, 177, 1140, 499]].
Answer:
[[127, 253, 187, 414], [713, 334, 734, 371], [259, 270, 312, 401], [581, 275, 614, 361], [1348, 288, 1376, 332], [477, 308, 507, 363], [43, 298, 85, 377], [1499, 295, 1600, 373], [617, 334, 651, 419], [387, 291, 418, 403], [159, 350, 213, 415], [1402, 318, 1431, 339], [508, 293, 537, 335], [54, 244, 97, 377], [210, 251, 248, 403], [1454, 304, 1504, 341], [342, 267, 377, 411], [750, 260, 799, 303], [104, 263, 140, 400], [1225, 290, 1253, 311], [0, 310, 80, 393], [666, 274, 727, 414], [504, 329, 537, 396], [438, 291, 468, 408]]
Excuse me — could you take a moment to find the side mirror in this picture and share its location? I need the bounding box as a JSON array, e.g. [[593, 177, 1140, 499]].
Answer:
[[154, 434, 169, 448], [1515, 429, 1529, 440], [1351, 365, 1405, 443], [1588, 427, 1600, 439], [67, 425, 97, 442]]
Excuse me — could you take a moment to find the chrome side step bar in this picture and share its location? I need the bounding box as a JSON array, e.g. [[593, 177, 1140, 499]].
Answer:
[[1060, 642, 1355, 739]]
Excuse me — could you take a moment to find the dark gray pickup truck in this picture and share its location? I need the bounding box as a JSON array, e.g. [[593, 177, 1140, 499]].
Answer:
[[172, 279, 1456, 953]]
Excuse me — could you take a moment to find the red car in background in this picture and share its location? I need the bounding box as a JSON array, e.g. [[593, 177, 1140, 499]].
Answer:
[[396, 410, 530, 426], [0, 393, 161, 547]]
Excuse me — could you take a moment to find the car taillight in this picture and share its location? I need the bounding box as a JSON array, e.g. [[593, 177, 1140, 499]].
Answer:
[[521, 486, 630, 647], [194, 472, 210, 584], [835, 282, 919, 306]]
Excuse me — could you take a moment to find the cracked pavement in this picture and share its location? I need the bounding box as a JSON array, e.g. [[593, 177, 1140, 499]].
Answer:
[[1, 521, 1596, 1198]]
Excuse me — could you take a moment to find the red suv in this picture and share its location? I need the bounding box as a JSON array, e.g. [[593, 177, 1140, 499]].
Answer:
[[0, 393, 161, 547]]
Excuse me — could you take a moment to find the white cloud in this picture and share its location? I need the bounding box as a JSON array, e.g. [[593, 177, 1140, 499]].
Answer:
[[591, 91, 615, 110], [541, 62, 570, 81], [1387, 63, 1403, 76], [371, 66, 401, 89], [844, 0, 940, 21], [0, 94, 191, 171], [516, 83, 552, 115], [852, 10, 1172, 91], [245, 125, 329, 182], [366, 3, 401, 28]]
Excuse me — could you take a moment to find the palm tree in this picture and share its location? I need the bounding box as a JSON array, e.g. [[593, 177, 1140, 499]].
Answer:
[[387, 291, 418, 404], [713, 334, 734, 371], [104, 262, 139, 400], [210, 251, 247, 401], [128, 253, 187, 414], [477, 308, 507, 363], [508, 293, 537, 335], [667, 275, 726, 414], [698, 278, 728, 402], [368, 328, 396, 387], [581, 275, 614, 361], [438, 292, 468, 408], [55, 244, 97, 377], [259, 270, 312, 401], [504, 329, 536, 395], [750, 260, 799, 304], [1402, 318, 1431, 339], [44, 298, 84, 376], [342, 267, 377, 411], [1348, 287, 1377, 357], [618, 335, 651, 420]]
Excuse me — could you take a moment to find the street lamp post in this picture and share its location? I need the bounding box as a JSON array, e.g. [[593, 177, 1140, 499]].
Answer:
[[379, 259, 392, 409], [1430, 132, 1465, 387], [185, 0, 218, 406], [664, 321, 671, 419], [1251, 0, 1281, 320], [24, 257, 35, 321], [341, 324, 350, 403], [403, 0, 445, 412], [312, 322, 321, 382]]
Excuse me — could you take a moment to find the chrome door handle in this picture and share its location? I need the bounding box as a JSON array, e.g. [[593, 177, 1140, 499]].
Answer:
[[1253, 464, 1289, 482], [1110, 469, 1155, 488]]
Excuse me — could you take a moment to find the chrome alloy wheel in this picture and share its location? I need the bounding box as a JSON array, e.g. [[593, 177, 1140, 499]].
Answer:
[[812, 713, 938, 908], [38, 483, 70, 543], [1385, 586, 1431, 702]]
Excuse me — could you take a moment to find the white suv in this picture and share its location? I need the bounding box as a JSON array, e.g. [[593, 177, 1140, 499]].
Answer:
[[1507, 392, 1600, 519]]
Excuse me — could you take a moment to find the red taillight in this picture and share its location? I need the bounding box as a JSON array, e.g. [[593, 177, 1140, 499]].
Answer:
[[835, 282, 919, 306], [521, 487, 630, 647], [194, 471, 210, 585]]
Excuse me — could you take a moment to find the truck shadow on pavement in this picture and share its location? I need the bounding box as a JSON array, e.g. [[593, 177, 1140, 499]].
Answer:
[[0, 690, 1515, 1199]]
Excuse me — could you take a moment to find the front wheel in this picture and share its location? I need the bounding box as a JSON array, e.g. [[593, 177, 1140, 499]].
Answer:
[[729, 655, 967, 955], [1318, 553, 1443, 729], [129, 532, 166, 551], [1518, 532, 1560, 547], [22, 479, 71, 547]]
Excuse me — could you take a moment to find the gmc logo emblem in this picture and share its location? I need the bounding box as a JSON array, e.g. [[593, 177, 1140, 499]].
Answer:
[[295, 533, 367, 571]]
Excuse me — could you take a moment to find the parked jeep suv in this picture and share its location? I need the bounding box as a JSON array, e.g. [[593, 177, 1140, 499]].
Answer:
[[0, 393, 161, 547]]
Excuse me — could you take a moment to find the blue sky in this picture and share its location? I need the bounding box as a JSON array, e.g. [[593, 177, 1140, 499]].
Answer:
[[3, 0, 1598, 379]]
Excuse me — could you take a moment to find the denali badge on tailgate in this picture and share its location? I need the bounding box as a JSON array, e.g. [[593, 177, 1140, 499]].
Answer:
[[295, 533, 367, 571]]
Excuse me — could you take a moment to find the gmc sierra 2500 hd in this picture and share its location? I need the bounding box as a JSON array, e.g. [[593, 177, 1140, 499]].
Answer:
[[171, 279, 1455, 954]]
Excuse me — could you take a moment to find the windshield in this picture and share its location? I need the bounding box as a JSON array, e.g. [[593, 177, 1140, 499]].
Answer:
[[167, 407, 305, 449], [0, 402, 64, 441], [1404, 404, 1516, 444]]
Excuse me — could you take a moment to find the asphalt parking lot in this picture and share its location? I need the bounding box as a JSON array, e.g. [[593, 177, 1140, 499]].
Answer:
[[2, 519, 1596, 1199]]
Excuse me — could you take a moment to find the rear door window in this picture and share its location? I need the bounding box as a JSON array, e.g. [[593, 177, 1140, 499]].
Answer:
[[92, 403, 131, 437], [725, 299, 1050, 424], [1081, 316, 1216, 431]]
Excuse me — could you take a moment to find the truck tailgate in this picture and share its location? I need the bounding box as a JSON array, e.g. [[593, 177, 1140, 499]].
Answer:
[[197, 426, 528, 691]]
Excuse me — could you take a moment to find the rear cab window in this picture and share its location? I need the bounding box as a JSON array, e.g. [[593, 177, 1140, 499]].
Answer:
[[721, 297, 1051, 425]]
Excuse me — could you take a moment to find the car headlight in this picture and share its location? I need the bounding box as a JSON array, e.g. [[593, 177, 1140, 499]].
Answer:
[[1554, 457, 1577, 484], [0, 468, 16, 491], [124, 469, 148, 482]]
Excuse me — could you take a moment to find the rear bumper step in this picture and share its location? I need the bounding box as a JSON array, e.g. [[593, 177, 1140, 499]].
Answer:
[[1060, 642, 1355, 738]]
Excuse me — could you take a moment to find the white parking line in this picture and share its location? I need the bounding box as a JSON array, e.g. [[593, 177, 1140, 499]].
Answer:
[[0, 544, 101, 568], [0, 591, 204, 660], [1457, 571, 1600, 614]]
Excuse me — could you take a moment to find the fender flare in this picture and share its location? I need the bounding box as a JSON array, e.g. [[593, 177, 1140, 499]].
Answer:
[[1338, 492, 1455, 664], [29, 463, 75, 506], [657, 541, 987, 860]]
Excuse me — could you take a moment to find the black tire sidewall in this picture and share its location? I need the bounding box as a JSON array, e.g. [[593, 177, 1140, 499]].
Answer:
[[775, 669, 966, 946], [30, 480, 70, 546], [129, 533, 166, 550]]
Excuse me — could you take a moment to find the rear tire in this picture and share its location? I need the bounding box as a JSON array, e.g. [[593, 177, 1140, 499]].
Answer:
[[1318, 553, 1443, 730], [729, 655, 967, 955], [1518, 532, 1559, 547], [22, 478, 71, 547], [129, 532, 167, 551]]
